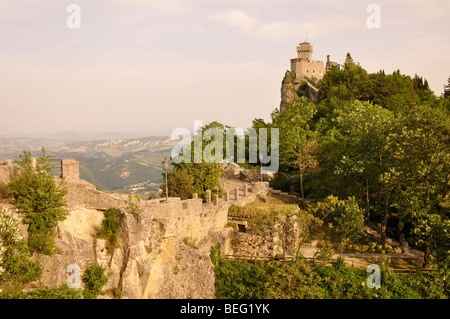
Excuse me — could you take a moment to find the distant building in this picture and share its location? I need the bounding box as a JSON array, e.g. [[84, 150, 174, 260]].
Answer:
[[290, 41, 340, 82]]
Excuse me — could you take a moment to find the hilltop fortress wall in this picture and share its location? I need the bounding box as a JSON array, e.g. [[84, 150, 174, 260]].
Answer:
[[0, 158, 270, 299]]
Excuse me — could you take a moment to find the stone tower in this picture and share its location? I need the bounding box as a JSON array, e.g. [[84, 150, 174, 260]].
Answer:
[[297, 41, 313, 62], [290, 41, 325, 82], [289, 41, 339, 83]]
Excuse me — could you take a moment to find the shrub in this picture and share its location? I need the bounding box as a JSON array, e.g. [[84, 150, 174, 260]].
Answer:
[[82, 261, 109, 299], [269, 173, 297, 193], [228, 205, 244, 214], [1, 254, 42, 284], [0, 208, 43, 288], [0, 183, 11, 199], [28, 230, 57, 255], [0, 284, 82, 299], [0, 208, 23, 246], [210, 243, 222, 266], [315, 243, 335, 266], [226, 222, 237, 229], [183, 237, 198, 249], [96, 208, 121, 254], [127, 193, 142, 219], [332, 196, 365, 253], [0, 240, 6, 277]]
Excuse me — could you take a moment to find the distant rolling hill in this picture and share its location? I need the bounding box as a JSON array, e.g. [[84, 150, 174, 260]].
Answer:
[[0, 135, 178, 195]]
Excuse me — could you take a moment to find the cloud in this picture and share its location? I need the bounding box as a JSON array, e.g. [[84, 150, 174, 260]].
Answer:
[[209, 10, 361, 42], [209, 10, 315, 42], [42, 41, 79, 51], [403, 33, 448, 46], [210, 10, 259, 33], [106, 0, 190, 12]]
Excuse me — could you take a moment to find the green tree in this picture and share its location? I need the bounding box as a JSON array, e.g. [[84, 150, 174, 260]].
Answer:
[[332, 196, 365, 255], [318, 53, 371, 103], [273, 96, 319, 208], [382, 103, 450, 266], [162, 169, 194, 200], [443, 75, 450, 99], [8, 148, 68, 236], [334, 101, 394, 226], [170, 122, 225, 200]]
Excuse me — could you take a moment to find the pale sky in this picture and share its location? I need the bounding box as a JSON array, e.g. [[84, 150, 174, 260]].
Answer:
[[0, 0, 449, 136]]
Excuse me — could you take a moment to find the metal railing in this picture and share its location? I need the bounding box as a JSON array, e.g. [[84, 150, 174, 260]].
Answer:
[[49, 159, 63, 177]]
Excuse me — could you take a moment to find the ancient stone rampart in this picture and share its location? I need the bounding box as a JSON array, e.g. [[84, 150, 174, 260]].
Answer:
[[1, 158, 270, 298]]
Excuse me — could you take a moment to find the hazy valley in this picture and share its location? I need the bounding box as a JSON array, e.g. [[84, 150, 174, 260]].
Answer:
[[0, 134, 177, 195]]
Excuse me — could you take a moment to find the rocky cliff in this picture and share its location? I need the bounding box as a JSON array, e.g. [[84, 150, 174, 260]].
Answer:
[[280, 71, 319, 111], [34, 205, 228, 299], [32, 182, 238, 299]]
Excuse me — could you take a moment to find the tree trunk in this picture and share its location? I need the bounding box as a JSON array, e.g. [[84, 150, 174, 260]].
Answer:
[[423, 243, 430, 268], [366, 179, 370, 224], [380, 197, 389, 248], [398, 210, 404, 244], [299, 167, 306, 209]]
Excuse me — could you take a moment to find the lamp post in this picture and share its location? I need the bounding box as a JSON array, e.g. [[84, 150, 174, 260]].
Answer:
[[162, 157, 170, 204], [259, 153, 263, 183]]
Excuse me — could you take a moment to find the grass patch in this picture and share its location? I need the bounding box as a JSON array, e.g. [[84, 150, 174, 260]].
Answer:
[[183, 237, 198, 249], [0, 284, 82, 299]]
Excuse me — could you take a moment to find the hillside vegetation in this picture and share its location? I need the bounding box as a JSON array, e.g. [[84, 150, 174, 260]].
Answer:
[[208, 55, 449, 298]]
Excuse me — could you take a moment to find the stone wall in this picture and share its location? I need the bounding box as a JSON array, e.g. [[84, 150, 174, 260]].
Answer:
[[230, 214, 306, 259], [61, 159, 79, 182], [291, 59, 326, 81], [29, 159, 270, 299]]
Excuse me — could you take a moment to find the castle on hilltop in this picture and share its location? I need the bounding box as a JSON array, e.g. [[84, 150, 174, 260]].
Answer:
[[290, 41, 340, 82], [280, 42, 341, 110]]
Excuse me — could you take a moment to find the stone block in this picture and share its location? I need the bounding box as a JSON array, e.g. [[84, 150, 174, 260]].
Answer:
[[205, 190, 211, 204], [62, 159, 79, 181]]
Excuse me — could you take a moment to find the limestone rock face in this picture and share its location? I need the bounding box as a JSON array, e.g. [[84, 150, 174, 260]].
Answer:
[[280, 71, 301, 111], [34, 206, 225, 299], [144, 237, 215, 299], [280, 70, 319, 111], [34, 208, 104, 289]]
